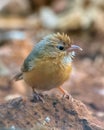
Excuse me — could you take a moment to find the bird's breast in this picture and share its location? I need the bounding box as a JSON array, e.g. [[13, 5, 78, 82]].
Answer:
[[23, 58, 72, 90]]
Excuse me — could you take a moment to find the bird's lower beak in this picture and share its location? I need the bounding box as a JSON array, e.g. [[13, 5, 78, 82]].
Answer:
[[67, 45, 83, 52]]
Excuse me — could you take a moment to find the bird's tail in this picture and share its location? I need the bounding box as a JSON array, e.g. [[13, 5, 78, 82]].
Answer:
[[13, 72, 23, 81]]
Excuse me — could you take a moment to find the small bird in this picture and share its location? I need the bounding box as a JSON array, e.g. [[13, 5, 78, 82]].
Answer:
[[14, 33, 82, 101]]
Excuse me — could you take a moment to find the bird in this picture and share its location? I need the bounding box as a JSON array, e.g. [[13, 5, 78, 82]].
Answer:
[[14, 33, 82, 101]]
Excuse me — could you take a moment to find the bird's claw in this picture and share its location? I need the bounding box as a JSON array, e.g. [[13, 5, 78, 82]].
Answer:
[[30, 92, 44, 103], [63, 93, 74, 102]]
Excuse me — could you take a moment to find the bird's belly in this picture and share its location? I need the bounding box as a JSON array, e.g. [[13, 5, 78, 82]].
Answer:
[[23, 62, 72, 91]]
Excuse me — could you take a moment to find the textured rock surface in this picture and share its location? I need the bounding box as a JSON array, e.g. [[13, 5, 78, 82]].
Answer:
[[0, 95, 103, 130]]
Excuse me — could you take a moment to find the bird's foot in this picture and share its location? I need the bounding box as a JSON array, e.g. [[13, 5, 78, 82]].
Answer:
[[30, 92, 44, 103], [58, 86, 74, 102], [63, 92, 74, 102]]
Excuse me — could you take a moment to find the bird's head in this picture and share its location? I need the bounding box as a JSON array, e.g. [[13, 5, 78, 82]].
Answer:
[[38, 33, 82, 61]]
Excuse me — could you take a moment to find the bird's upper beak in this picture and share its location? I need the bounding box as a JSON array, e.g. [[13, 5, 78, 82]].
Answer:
[[67, 45, 83, 52]]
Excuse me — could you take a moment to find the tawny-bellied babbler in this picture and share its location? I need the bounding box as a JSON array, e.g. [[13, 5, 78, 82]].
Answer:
[[14, 33, 82, 101]]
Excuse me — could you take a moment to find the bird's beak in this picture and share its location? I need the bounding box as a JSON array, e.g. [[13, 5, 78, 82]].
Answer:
[[67, 45, 83, 52]]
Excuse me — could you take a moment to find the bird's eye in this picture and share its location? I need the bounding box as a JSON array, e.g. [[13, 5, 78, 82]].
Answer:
[[57, 45, 64, 51]]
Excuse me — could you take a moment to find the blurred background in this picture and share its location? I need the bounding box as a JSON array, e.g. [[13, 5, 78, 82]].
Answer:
[[0, 0, 104, 122]]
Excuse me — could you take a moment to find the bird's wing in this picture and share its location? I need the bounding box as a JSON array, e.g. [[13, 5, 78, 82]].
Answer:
[[14, 50, 38, 80], [21, 53, 37, 72], [21, 46, 43, 72], [21, 38, 47, 72]]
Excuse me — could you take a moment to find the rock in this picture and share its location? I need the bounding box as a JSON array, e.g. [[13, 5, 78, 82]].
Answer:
[[0, 0, 31, 15], [39, 7, 58, 29], [0, 95, 103, 130]]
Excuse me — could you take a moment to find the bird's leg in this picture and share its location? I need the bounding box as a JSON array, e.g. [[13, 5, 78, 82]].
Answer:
[[32, 86, 36, 93], [31, 87, 44, 103], [58, 86, 73, 101]]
